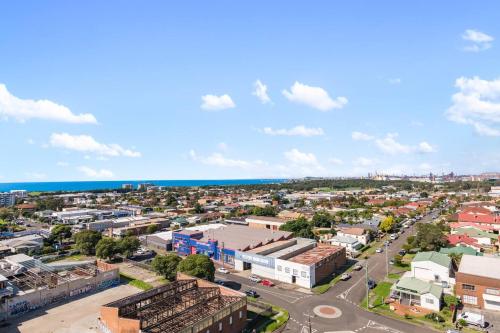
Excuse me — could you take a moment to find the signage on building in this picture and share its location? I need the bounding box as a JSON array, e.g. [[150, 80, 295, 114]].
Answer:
[[235, 251, 275, 268]]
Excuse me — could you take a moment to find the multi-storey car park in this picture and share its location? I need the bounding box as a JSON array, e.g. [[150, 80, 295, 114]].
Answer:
[[99, 274, 247, 333]]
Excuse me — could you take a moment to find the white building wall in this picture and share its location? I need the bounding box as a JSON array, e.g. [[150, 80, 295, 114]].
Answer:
[[411, 262, 453, 287], [421, 292, 441, 312], [234, 259, 244, 271], [251, 265, 275, 280], [275, 259, 312, 288]]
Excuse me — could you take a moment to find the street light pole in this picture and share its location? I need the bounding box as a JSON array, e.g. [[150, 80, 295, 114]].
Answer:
[[385, 241, 389, 277], [365, 260, 369, 309]]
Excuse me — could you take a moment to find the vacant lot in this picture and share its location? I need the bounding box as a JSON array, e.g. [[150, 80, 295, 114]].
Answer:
[[4, 284, 139, 333]]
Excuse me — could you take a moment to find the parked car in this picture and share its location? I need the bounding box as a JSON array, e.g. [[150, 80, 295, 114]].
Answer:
[[458, 312, 485, 328], [368, 278, 376, 289], [389, 259, 395, 265], [390, 234, 398, 240], [353, 264, 363, 271], [261, 279, 275, 287], [215, 279, 226, 286], [375, 248, 383, 253], [384, 240, 391, 246], [340, 273, 351, 281], [398, 250, 406, 256], [249, 275, 261, 283], [245, 289, 258, 297], [217, 267, 229, 274]]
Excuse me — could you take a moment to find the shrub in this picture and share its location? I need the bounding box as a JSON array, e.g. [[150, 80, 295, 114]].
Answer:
[[424, 313, 444, 322]]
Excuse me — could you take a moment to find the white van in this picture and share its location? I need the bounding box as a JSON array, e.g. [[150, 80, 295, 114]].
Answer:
[[458, 311, 485, 328]]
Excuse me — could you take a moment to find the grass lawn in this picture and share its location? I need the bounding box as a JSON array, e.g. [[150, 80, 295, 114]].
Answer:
[[120, 272, 153, 291], [246, 301, 289, 333], [361, 281, 392, 309], [388, 273, 401, 280]]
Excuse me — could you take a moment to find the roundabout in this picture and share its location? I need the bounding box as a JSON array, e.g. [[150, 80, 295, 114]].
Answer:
[[312, 305, 342, 319]]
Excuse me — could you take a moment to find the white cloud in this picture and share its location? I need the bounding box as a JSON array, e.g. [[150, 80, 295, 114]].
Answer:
[[417, 141, 437, 153], [252, 80, 271, 104], [282, 81, 347, 111], [0, 84, 97, 124], [284, 148, 319, 165], [328, 158, 343, 165], [353, 157, 377, 167], [189, 150, 266, 169], [375, 133, 412, 154], [262, 125, 324, 137], [388, 78, 401, 85], [201, 94, 235, 110], [374, 133, 436, 155], [77, 166, 114, 178], [462, 29, 494, 52], [446, 76, 500, 136], [351, 131, 374, 141], [50, 133, 141, 157], [56, 161, 69, 167], [27, 138, 35, 145]]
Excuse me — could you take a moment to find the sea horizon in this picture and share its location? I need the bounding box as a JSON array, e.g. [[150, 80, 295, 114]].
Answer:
[[0, 178, 287, 193]]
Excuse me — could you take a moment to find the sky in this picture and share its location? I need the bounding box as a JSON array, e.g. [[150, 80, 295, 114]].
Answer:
[[1, 1, 500, 182]]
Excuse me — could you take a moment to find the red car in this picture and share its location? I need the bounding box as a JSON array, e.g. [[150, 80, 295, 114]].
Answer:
[[260, 279, 274, 287]]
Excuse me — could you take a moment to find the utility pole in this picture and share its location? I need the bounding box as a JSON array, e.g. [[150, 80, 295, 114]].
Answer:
[[385, 241, 389, 277], [365, 260, 369, 309]]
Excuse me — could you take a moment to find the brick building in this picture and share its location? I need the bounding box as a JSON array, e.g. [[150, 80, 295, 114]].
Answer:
[[456, 255, 500, 311], [99, 274, 247, 333]]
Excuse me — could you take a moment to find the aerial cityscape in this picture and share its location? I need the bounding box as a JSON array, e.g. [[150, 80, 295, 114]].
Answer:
[[1, 1, 500, 333]]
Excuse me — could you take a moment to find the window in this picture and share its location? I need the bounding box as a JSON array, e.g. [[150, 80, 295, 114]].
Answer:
[[219, 322, 223, 332], [486, 288, 500, 296], [293, 269, 298, 276], [277, 265, 282, 271], [229, 316, 233, 325], [463, 295, 477, 305], [425, 298, 434, 304], [301, 271, 307, 278], [462, 284, 475, 291], [285, 267, 290, 273], [239, 310, 243, 319]]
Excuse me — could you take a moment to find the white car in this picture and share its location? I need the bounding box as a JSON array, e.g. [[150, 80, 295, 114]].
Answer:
[[375, 248, 383, 253], [340, 273, 351, 281], [458, 312, 485, 328], [249, 275, 261, 283], [217, 267, 229, 274]]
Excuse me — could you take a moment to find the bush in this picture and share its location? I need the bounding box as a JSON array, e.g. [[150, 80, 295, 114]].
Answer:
[[424, 313, 444, 322]]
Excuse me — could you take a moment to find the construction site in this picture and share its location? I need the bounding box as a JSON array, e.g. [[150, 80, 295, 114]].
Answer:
[[0, 253, 120, 320], [99, 273, 247, 333]]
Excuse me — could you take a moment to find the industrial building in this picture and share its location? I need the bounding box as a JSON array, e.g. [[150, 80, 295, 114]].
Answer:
[[173, 225, 293, 267], [0, 254, 119, 320], [173, 224, 346, 288], [99, 274, 247, 333]]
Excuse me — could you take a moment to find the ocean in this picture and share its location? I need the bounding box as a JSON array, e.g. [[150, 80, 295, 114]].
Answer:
[[0, 179, 287, 193]]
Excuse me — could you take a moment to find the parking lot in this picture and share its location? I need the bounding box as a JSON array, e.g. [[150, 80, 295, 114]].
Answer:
[[3, 284, 139, 333]]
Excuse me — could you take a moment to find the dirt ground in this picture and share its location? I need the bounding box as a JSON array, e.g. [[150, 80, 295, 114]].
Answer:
[[4, 284, 140, 333], [116, 261, 165, 287]]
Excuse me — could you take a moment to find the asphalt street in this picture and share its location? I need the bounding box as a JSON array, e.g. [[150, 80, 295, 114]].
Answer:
[[216, 213, 439, 333]]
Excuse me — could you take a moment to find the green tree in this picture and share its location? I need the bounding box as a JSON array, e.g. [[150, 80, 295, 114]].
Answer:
[[146, 224, 159, 234], [96, 237, 117, 260], [51, 224, 72, 243], [152, 254, 182, 281], [312, 211, 334, 228], [279, 217, 315, 239], [177, 254, 215, 281], [193, 203, 204, 214], [411, 223, 448, 251], [251, 206, 277, 217], [118, 236, 141, 258], [379, 216, 395, 233], [73, 230, 102, 255]]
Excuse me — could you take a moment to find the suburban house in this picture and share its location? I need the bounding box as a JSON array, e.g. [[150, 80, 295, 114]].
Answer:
[[407, 251, 454, 289], [456, 255, 500, 311], [390, 277, 443, 312], [326, 235, 363, 257], [336, 227, 370, 245], [245, 216, 287, 230], [458, 206, 500, 230]]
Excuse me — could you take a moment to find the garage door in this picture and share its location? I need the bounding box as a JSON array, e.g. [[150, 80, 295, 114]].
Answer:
[[485, 299, 500, 311]]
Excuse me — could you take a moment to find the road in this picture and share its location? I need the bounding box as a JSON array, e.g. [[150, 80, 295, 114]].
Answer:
[[216, 213, 439, 333]]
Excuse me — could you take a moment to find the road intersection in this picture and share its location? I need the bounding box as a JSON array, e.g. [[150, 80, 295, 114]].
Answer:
[[216, 213, 438, 333]]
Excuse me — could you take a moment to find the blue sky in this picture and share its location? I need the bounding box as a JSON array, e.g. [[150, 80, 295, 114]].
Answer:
[[1, 1, 500, 182]]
